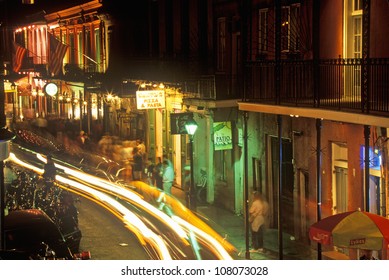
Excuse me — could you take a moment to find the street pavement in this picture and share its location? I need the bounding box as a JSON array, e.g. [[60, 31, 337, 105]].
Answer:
[[171, 186, 317, 260]]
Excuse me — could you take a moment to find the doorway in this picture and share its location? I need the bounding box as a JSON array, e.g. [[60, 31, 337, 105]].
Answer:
[[334, 166, 348, 213], [369, 175, 380, 214], [332, 142, 348, 214], [268, 136, 294, 235]]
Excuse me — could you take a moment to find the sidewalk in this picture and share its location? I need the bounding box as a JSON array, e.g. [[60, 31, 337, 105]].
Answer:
[[171, 186, 317, 260]]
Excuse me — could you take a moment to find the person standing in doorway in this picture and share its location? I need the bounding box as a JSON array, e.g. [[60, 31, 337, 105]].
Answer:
[[249, 191, 269, 253], [162, 159, 174, 194]]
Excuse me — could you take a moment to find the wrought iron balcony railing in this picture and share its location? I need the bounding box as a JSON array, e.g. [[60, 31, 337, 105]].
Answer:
[[182, 75, 216, 100], [244, 58, 389, 117]]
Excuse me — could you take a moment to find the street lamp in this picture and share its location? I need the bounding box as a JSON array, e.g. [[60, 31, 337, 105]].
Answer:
[[11, 82, 16, 124], [185, 119, 198, 211], [44, 82, 58, 118], [102, 92, 115, 135]]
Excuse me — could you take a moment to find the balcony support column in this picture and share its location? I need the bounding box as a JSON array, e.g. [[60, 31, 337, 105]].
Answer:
[[316, 118, 322, 260], [275, 0, 281, 105], [313, 0, 320, 107], [277, 114, 283, 260], [362, 0, 371, 113], [364, 125, 371, 212], [243, 111, 250, 260]]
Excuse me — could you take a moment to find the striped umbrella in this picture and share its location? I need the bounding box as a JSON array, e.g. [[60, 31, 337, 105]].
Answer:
[[309, 210, 389, 250]]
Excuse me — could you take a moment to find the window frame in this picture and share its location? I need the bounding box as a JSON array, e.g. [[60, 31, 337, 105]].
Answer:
[[258, 9, 268, 54]]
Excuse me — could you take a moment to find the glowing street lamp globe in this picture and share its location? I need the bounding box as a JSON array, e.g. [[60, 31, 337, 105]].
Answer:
[[185, 119, 198, 136], [44, 82, 58, 96]]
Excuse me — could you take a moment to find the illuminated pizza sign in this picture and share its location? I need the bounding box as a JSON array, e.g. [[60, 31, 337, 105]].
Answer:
[[136, 90, 165, 109]]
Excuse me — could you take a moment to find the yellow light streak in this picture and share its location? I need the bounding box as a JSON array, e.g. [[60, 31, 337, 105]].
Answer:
[[172, 215, 233, 260], [10, 151, 235, 259], [10, 152, 172, 260], [35, 153, 188, 240]]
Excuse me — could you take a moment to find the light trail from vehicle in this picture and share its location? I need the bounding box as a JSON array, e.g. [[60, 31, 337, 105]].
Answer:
[[8, 152, 172, 260], [130, 181, 237, 254], [8, 151, 235, 260], [58, 176, 172, 260], [172, 215, 233, 260], [35, 153, 189, 240]]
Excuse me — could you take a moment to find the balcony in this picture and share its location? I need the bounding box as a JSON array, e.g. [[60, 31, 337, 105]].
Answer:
[[181, 73, 243, 101], [182, 75, 216, 100], [14, 55, 47, 75], [245, 58, 389, 117]]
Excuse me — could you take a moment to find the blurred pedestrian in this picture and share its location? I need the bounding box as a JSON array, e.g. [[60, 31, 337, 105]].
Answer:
[[360, 250, 377, 260], [43, 155, 57, 182], [120, 141, 134, 165], [132, 147, 143, 180], [83, 132, 91, 145], [145, 158, 156, 186], [98, 134, 112, 156], [137, 139, 147, 163], [154, 157, 163, 190], [64, 118, 73, 136], [162, 159, 174, 194], [137, 139, 146, 155], [111, 136, 123, 162], [76, 130, 86, 146], [42, 155, 60, 197], [249, 191, 269, 253]]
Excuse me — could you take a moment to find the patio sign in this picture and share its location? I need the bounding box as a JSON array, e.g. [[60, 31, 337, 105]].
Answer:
[[213, 121, 232, 151], [136, 90, 165, 109]]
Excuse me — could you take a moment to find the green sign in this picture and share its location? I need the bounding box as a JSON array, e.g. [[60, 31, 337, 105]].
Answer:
[[213, 121, 232, 150]]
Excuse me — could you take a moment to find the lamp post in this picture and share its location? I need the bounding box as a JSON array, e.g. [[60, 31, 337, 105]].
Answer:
[[11, 82, 16, 124], [32, 88, 37, 117], [103, 92, 114, 135], [44, 82, 58, 119], [185, 119, 198, 211]]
